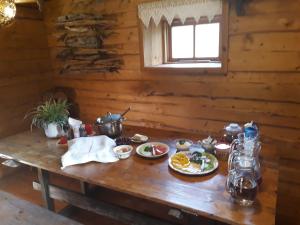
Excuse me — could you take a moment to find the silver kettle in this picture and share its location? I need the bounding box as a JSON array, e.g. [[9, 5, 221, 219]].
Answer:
[[95, 107, 130, 139]]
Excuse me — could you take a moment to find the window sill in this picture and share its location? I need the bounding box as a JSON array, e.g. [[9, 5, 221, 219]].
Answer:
[[153, 62, 221, 68], [143, 62, 225, 75]]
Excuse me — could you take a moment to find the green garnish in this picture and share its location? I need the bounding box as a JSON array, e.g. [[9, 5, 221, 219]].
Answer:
[[144, 146, 153, 152], [205, 163, 214, 170], [190, 152, 203, 164], [179, 140, 186, 145]]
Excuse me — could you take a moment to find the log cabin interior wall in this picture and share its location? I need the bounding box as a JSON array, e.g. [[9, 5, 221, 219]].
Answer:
[[0, 0, 298, 224], [43, 0, 300, 164], [0, 6, 53, 137], [43, 0, 300, 165]]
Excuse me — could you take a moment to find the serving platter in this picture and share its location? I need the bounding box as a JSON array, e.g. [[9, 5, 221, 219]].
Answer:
[[169, 151, 218, 175], [136, 142, 169, 158]]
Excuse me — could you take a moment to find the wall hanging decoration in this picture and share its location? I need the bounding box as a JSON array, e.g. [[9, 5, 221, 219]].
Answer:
[[56, 13, 123, 74], [229, 0, 251, 16]]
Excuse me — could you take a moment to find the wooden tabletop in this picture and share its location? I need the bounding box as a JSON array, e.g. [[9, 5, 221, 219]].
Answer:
[[0, 126, 277, 225], [0, 190, 82, 225]]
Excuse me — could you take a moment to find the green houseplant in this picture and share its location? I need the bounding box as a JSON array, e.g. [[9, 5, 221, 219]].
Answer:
[[25, 99, 70, 138]]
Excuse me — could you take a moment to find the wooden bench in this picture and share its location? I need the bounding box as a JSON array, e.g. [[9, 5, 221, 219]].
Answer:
[[0, 190, 82, 225]]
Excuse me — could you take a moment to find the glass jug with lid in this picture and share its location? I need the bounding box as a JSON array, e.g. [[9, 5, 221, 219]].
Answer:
[[226, 157, 258, 206], [228, 133, 262, 184]]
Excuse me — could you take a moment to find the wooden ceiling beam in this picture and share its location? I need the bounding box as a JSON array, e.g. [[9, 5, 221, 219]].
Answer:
[[15, 0, 37, 4], [14, 0, 43, 11]]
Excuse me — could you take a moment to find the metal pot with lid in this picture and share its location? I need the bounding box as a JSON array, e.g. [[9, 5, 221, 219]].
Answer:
[[95, 107, 130, 139]]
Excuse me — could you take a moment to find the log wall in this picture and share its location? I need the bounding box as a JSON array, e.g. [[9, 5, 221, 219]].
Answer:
[[43, 0, 300, 163], [276, 140, 300, 225], [0, 6, 53, 137]]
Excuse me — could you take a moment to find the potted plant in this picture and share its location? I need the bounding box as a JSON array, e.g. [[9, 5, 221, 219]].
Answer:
[[25, 99, 70, 138]]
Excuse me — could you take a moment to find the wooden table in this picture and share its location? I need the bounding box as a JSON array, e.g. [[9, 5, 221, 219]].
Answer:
[[0, 190, 82, 225], [0, 126, 278, 225]]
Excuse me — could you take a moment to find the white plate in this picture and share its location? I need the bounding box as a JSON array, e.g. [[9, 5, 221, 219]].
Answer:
[[136, 142, 169, 158], [168, 152, 218, 176], [131, 134, 149, 143]]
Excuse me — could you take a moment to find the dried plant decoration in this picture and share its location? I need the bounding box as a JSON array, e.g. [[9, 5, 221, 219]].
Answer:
[[56, 11, 123, 74]]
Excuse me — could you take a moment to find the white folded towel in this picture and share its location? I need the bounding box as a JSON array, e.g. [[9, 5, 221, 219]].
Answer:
[[61, 135, 118, 169]]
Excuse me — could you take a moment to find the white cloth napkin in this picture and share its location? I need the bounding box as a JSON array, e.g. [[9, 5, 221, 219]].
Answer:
[[61, 135, 118, 169]]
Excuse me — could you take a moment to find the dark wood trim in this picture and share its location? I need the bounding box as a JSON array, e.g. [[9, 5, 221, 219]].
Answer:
[[167, 22, 172, 62], [138, 18, 146, 71], [193, 24, 196, 58], [220, 0, 229, 74], [141, 66, 226, 76]]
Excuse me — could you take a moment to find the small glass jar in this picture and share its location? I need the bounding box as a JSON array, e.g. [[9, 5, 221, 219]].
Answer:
[[215, 143, 231, 161], [223, 123, 242, 144]]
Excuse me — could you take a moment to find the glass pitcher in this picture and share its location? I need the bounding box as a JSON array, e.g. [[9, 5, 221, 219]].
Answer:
[[230, 133, 260, 157], [228, 133, 262, 184], [226, 157, 258, 206]]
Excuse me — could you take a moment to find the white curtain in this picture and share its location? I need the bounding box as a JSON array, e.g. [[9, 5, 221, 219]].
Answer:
[[138, 0, 222, 27]]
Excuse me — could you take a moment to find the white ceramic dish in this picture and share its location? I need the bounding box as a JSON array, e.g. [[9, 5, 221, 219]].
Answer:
[[113, 145, 133, 159], [136, 142, 169, 158], [175, 139, 193, 151], [130, 134, 149, 143]]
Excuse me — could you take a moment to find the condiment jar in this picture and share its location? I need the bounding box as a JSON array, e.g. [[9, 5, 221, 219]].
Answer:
[[244, 121, 259, 139], [199, 136, 217, 155], [223, 123, 242, 144]]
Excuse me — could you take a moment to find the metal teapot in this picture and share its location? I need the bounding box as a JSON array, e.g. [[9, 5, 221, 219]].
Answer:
[[95, 107, 130, 139]]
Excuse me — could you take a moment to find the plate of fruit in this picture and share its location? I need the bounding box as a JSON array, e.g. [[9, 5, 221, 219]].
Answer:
[[136, 142, 169, 158], [169, 151, 218, 175]]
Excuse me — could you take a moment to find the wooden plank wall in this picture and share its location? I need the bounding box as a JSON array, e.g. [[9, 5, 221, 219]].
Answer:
[[0, 6, 53, 137], [43, 0, 300, 163], [276, 141, 300, 225]]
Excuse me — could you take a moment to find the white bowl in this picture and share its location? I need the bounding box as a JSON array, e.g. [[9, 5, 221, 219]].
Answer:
[[113, 145, 133, 159], [175, 139, 193, 151]]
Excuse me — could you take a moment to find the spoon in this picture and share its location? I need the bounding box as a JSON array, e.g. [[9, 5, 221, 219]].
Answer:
[[121, 107, 131, 117]]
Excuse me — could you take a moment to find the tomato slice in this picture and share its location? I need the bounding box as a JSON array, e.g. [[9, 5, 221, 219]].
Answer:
[[59, 137, 68, 145], [154, 145, 167, 155]]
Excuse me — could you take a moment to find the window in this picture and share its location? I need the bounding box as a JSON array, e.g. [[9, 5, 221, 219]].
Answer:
[[166, 19, 220, 62], [138, 0, 228, 74]]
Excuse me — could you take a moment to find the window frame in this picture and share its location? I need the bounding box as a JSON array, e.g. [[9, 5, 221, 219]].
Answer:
[[165, 17, 222, 63], [139, 0, 229, 75]]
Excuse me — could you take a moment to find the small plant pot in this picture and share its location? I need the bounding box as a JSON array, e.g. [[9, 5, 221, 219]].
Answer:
[[44, 123, 63, 138]]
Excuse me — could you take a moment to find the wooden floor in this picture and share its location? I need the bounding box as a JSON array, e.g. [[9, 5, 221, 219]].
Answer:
[[0, 166, 124, 225]]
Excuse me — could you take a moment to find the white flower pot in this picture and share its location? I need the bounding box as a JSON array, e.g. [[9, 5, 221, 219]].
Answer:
[[44, 123, 63, 138]]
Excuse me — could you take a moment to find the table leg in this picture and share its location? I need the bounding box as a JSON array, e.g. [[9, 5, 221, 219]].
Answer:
[[80, 181, 90, 196], [37, 168, 54, 211]]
